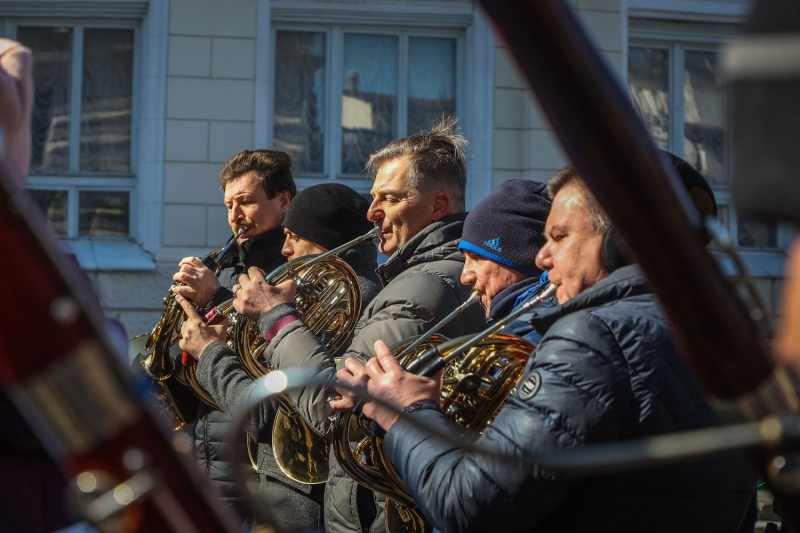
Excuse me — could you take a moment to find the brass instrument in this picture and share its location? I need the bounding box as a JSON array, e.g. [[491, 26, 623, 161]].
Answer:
[[214, 226, 382, 484], [130, 229, 243, 430], [333, 282, 555, 533]]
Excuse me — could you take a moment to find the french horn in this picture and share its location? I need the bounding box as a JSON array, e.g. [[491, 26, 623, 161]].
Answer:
[[209, 226, 382, 484], [333, 282, 556, 533], [129, 229, 244, 430]]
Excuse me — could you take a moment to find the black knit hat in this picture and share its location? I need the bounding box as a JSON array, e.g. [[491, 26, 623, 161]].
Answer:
[[283, 183, 374, 251], [661, 150, 718, 218], [458, 179, 551, 276]]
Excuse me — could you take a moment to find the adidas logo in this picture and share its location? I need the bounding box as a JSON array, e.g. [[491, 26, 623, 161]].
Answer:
[[484, 238, 502, 252]]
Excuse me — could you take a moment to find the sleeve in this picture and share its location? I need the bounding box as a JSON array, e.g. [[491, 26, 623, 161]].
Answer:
[[383, 313, 631, 533], [339, 269, 465, 368], [194, 340, 278, 443], [205, 286, 234, 311], [264, 269, 465, 436]]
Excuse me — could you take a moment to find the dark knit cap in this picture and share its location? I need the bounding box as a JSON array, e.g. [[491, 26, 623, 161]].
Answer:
[[459, 179, 551, 277], [283, 183, 374, 251], [661, 150, 718, 217]]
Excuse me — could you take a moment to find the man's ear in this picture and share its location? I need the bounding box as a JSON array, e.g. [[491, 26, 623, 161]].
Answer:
[[430, 192, 451, 222], [278, 190, 292, 214]]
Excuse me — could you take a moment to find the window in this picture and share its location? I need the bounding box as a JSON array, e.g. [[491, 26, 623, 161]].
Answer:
[[271, 26, 462, 185], [628, 27, 781, 251], [14, 22, 138, 239]]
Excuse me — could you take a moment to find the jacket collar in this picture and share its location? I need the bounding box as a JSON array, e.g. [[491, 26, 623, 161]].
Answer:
[[218, 225, 286, 270], [489, 275, 546, 321], [531, 264, 651, 333], [376, 213, 468, 286]]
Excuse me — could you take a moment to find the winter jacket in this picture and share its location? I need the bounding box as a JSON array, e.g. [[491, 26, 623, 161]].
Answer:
[[195, 236, 381, 531], [193, 225, 287, 524], [488, 271, 554, 345], [259, 213, 486, 533], [384, 265, 757, 533]]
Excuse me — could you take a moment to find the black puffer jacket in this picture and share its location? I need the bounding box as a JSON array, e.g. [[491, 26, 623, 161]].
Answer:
[[193, 226, 286, 522], [385, 265, 757, 533]]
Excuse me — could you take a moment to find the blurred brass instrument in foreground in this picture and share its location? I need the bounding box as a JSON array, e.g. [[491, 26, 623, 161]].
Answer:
[[333, 283, 555, 533]]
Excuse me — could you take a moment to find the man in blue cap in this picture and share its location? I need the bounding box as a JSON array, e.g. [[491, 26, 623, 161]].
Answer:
[[458, 179, 553, 343]]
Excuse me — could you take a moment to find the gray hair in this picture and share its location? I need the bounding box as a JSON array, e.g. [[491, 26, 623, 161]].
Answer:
[[548, 165, 610, 234], [365, 116, 467, 211]]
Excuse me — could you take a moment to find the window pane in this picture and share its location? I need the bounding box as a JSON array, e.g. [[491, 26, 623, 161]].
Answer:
[[273, 31, 326, 174], [684, 50, 727, 186], [19, 26, 72, 172], [628, 46, 669, 150], [81, 29, 134, 173], [341, 34, 397, 175], [79, 191, 129, 237], [737, 216, 778, 249], [29, 189, 68, 235], [407, 37, 456, 135]]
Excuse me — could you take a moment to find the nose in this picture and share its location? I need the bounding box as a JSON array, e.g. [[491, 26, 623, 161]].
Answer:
[[460, 260, 477, 287], [229, 204, 244, 226], [367, 200, 383, 224], [281, 236, 293, 258], [536, 241, 552, 271]]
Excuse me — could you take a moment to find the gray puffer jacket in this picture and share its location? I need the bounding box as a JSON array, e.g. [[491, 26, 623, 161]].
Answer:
[[192, 226, 286, 524], [259, 213, 486, 533], [195, 236, 381, 532]]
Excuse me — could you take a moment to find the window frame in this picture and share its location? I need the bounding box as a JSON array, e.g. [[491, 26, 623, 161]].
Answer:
[[8, 19, 141, 241], [267, 23, 466, 193], [629, 20, 793, 267]]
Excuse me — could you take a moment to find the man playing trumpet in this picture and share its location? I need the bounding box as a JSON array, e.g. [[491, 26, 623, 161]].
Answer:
[[341, 164, 756, 533]]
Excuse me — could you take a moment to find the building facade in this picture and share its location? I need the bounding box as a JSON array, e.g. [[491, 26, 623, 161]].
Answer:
[[3, 0, 779, 338]]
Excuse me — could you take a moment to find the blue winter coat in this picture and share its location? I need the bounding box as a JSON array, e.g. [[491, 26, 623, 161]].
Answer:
[[384, 265, 756, 533]]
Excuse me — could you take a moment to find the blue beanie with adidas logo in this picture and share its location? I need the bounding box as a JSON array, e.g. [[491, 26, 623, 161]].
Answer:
[[458, 179, 551, 277]]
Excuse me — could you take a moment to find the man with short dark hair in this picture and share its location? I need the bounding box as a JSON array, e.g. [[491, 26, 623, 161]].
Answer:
[[344, 165, 756, 533], [227, 117, 485, 533], [171, 149, 295, 526]]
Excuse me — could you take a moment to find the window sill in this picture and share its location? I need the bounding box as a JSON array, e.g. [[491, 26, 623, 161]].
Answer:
[[711, 250, 789, 278], [63, 240, 156, 272]]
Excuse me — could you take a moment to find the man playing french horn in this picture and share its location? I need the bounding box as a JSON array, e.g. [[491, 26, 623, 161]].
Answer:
[[179, 182, 381, 532], [172, 149, 296, 527], [228, 117, 486, 533], [343, 164, 757, 533]]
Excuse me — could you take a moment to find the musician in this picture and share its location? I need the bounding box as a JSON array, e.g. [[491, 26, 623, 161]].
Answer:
[[179, 182, 380, 531], [171, 149, 295, 525], [343, 164, 756, 532], [457, 179, 552, 343], [279, 183, 381, 307], [228, 117, 485, 533]]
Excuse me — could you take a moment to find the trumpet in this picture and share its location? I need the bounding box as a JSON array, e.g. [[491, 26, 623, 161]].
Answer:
[[333, 282, 555, 533]]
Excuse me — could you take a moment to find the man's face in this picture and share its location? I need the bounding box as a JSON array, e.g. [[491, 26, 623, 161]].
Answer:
[[460, 251, 529, 318], [224, 171, 289, 244], [281, 228, 328, 260], [367, 157, 438, 256], [536, 183, 609, 304]]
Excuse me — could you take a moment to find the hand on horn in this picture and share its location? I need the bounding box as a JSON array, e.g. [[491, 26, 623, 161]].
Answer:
[[362, 340, 442, 433], [176, 294, 227, 360], [331, 357, 371, 412], [171, 256, 222, 307], [233, 266, 297, 322]]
